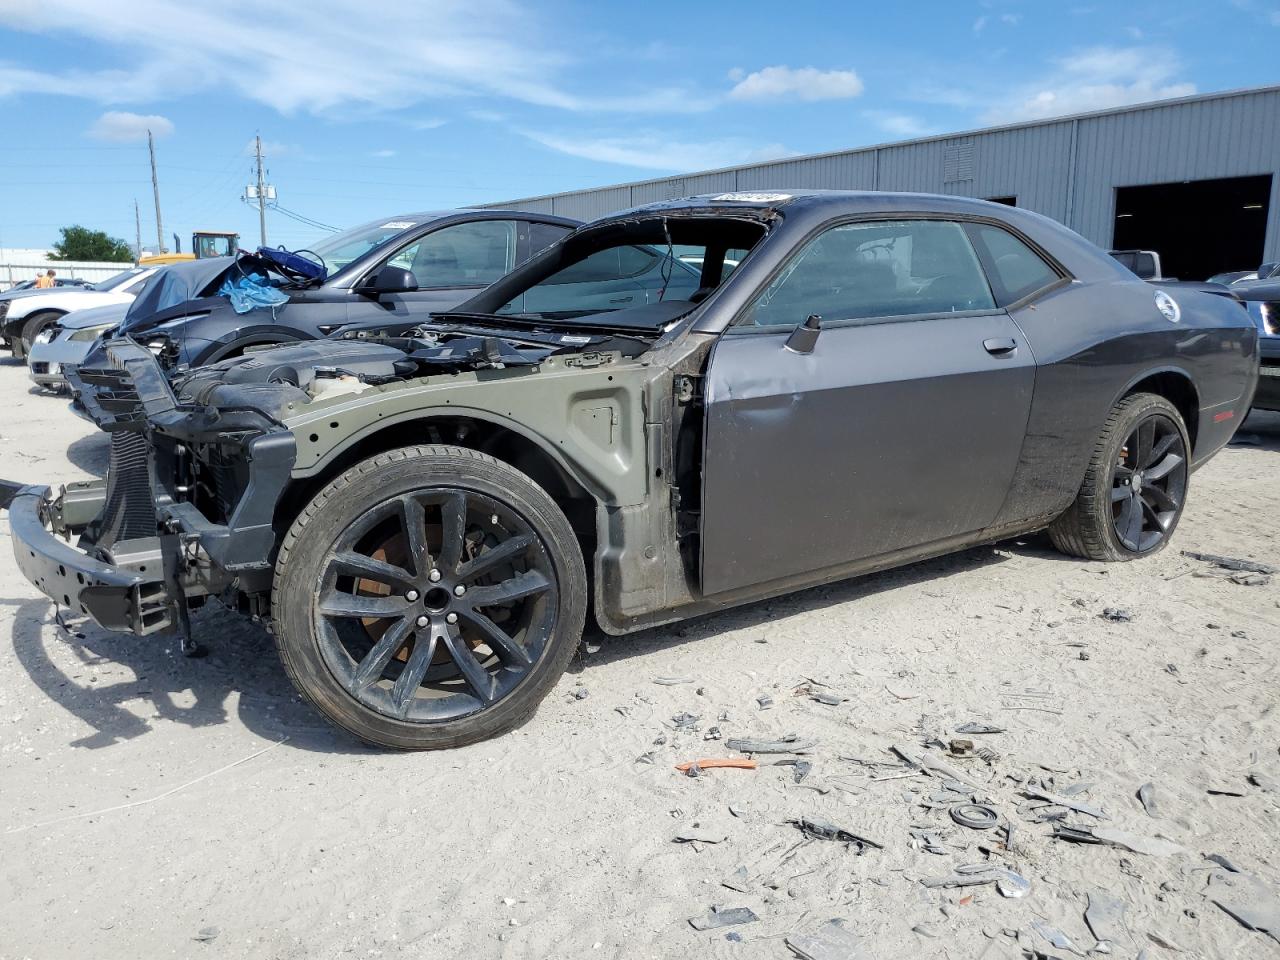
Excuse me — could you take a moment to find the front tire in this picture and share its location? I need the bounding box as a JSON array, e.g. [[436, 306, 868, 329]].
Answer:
[[1049, 392, 1190, 561], [19, 311, 62, 358], [272, 445, 587, 750]]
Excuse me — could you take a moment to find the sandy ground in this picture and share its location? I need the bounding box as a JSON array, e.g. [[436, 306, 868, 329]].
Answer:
[[1, 354, 1279, 960]]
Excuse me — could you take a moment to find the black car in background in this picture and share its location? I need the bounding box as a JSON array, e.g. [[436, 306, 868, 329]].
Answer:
[[110, 210, 582, 367], [1230, 274, 1280, 410]]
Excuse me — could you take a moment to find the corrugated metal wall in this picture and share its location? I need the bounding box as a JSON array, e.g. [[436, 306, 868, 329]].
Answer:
[[483, 86, 1280, 261]]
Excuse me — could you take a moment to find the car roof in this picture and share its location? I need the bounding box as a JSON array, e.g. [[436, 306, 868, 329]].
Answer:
[[611, 189, 1038, 219], [337, 209, 579, 236]]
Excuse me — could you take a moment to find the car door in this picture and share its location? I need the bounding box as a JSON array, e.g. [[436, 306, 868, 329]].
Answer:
[[361, 219, 520, 322], [699, 217, 1037, 596]]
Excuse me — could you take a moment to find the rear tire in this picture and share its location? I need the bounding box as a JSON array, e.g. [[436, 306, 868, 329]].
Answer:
[[1049, 392, 1190, 561], [20, 311, 62, 358], [272, 445, 587, 750]]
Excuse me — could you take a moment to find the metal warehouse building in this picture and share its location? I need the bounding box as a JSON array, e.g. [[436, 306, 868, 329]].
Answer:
[[486, 84, 1280, 281]]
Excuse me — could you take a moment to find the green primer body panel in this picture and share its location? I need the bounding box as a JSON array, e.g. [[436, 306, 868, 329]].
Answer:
[[282, 354, 654, 507]]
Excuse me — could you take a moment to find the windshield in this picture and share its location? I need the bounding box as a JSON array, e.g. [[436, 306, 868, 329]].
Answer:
[[307, 218, 420, 275], [450, 215, 766, 330], [92, 268, 147, 291]]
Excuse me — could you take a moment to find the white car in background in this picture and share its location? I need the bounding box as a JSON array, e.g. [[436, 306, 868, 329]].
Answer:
[[0, 267, 156, 360], [27, 302, 129, 392]]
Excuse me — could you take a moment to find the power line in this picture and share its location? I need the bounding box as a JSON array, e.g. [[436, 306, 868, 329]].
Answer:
[[266, 203, 339, 233]]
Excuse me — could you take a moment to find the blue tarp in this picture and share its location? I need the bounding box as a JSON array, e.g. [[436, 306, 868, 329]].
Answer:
[[218, 270, 290, 314]]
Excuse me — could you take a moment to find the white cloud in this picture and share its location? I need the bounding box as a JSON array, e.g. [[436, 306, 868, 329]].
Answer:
[[0, 0, 708, 115], [242, 138, 297, 158], [85, 110, 172, 141], [370, 148, 397, 158], [518, 129, 793, 172], [862, 110, 934, 138], [973, 15, 989, 34], [727, 65, 864, 102], [983, 46, 1196, 123]]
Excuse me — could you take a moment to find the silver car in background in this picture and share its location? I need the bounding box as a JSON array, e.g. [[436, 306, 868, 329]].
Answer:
[[27, 303, 127, 392]]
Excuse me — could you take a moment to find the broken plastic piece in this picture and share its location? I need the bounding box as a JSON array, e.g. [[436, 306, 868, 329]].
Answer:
[[688, 906, 758, 931], [1024, 787, 1109, 820], [1207, 870, 1280, 944], [674, 758, 758, 772], [1056, 824, 1186, 856], [922, 863, 1030, 899], [726, 735, 817, 754], [722, 866, 752, 893], [1136, 782, 1162, 818], [1085, 889, 1129, 948], [785, 919, 863, 960], [1031, 920, 1077, 951], [1181, 551, 1278, 575], [790, 816, 883, 850], [954, 722, 1004, 735], [673, 821, 731, 844], [1100, 607, 1134, 622]]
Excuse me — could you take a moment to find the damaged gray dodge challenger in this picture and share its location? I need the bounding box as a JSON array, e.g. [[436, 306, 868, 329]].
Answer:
[[2, 192, 1259, 749]]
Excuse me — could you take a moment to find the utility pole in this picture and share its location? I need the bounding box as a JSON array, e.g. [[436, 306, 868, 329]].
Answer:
[[134, 199, 142, 264], [254, 134, 267, 247], [148, 129, 165, 253]]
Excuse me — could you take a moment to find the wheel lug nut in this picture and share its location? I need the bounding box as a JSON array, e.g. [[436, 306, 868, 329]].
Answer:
[[446, 612, 458, 624], [415, 615, 429, 628], [454, 584, 466, 596], [428, 569, 442, 582], [405, 589, 419, 601]]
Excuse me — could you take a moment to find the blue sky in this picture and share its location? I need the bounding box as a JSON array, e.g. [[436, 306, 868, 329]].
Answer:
[[0, 0, 1277, 252]]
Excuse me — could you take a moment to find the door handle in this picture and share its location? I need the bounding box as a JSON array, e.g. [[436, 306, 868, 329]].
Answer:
[[609, 295, 634, 304], [983, 337, 1018, 357]]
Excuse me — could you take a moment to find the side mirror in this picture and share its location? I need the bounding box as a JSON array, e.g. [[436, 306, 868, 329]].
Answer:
[[784, 314, 822, 354], [361, 266, 419, 296]]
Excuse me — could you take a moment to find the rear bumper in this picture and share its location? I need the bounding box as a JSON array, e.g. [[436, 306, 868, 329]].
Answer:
[[8, 482, 180, 634]]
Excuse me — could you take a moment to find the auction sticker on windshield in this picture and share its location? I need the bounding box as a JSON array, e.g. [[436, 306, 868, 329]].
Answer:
[[379, 221, 416, 229]]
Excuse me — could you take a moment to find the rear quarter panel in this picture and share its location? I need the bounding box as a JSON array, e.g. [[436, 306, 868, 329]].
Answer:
[[994, 279, 1256, 529]]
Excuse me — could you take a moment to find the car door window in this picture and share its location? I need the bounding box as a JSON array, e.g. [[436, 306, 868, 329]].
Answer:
[[967, 223, 1061, 305], [742, 219, 996, 328], [389, 220, 517, 289]]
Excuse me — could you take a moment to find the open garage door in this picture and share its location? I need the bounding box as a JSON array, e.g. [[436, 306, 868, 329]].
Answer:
[[1113, 175, 1272, 280]]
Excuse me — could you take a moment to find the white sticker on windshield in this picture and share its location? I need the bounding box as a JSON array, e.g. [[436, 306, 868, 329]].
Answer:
[[379, 221, 416, 229], [560, 335, 592, 344], [710, 192, 792, 203]]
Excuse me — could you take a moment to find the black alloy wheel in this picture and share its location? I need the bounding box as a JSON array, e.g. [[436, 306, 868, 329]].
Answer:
[[1110, 413, 1187, 553], [272, 445, 586, 750], [1049, 392, 1191, 562], [315, 487, 558, 722]]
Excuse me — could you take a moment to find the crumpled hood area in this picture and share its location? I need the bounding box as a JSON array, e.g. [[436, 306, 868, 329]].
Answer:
[[169, 334, 564, 421]]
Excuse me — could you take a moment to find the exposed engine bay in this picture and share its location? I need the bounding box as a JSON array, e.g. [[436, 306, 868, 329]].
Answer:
[[170, 324, 650, 416]]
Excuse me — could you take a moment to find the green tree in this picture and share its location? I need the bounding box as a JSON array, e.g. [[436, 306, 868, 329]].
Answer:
[[48, 225, 134, 263]]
